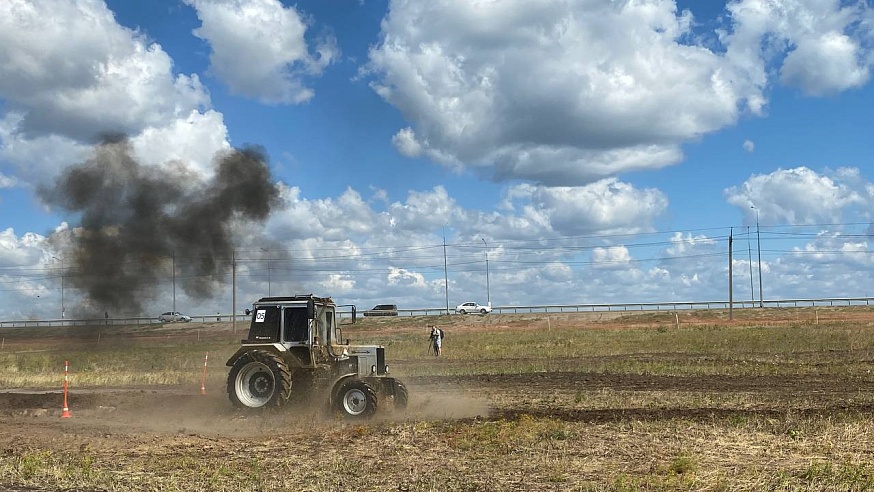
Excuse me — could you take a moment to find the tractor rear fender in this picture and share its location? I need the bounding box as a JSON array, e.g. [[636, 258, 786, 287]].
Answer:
[[225, 344, 285, 367]]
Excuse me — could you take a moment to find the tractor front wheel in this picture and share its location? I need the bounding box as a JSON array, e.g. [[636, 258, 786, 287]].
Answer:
[[227, 351, 291, 410], [335, 380, 378, 419]]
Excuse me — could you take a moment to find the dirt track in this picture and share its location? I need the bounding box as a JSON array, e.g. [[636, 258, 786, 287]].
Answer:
[[2, 366, 870, 437], [4, 309, 874, 490]]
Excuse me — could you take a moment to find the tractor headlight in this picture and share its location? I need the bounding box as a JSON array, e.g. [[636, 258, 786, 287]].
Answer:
[[371, 364, 377, 374], [384, 364, 389, 374]]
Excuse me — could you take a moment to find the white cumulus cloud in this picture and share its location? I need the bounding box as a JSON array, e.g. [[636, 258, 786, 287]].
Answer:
[[367, 0, 757, 185], [0, 0, 208, 140], [724, 166, 867, 225], [725, 0, 874, 97], [592, 246, 632, 268], [0, 0, 229, 187], [368, 0, 874, 185], [391, 127, 423, 157], [503, 179, 668, 236], [185, 0, 338, 104]]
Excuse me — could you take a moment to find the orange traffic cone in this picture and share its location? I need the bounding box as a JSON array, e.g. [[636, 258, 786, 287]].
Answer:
[[61, 360, 72, 418]]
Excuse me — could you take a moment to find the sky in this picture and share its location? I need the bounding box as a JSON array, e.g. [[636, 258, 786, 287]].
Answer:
[[1, 0, 874, 321]]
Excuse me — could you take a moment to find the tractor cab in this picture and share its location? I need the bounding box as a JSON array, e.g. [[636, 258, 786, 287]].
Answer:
[[242, 295, 346, 368]]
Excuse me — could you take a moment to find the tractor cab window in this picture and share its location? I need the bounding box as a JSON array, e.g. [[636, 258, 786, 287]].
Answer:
[[312, 306, 337, 345], [325, 308, 344, 345], [247, 306, 280, 342], [283, 307, 309, 343]]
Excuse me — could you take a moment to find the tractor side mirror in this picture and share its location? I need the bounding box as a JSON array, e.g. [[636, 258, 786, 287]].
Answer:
[[307, 299, 315, 319], [244, 308, 251, 315]]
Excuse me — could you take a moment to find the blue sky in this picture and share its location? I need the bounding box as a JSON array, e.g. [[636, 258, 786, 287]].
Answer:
[[1, 0, 874, 320]]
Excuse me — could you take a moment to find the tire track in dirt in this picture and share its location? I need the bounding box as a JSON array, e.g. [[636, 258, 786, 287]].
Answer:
[[407, 371, 872, 395]]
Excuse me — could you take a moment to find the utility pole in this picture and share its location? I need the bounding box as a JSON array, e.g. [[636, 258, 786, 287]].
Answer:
[[751, 206, 763, 308], [481, 238, 490, 306], [172, 252, 176, 312], [52, 256, 64, 319], [728, 228, 733, 320], [747, 226, 754, 307], [443, 227, 449, 315], [261, 248, 271, 297]]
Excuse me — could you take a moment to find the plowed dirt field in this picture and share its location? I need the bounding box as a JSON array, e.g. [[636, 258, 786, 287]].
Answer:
[[2, 308, 874, 491]]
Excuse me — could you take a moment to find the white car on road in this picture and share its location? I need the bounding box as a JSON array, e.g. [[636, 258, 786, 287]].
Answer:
[[455, 302, 492, 315], [158, 311, 192, 322]]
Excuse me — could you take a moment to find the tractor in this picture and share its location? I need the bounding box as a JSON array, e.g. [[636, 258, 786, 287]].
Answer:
[[226, 295, 408, 418]]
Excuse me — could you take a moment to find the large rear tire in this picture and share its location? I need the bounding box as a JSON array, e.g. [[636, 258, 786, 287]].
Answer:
[[393, 380, 409, 409], [335, 380, 378, 419], [227, 351, 291, 410]]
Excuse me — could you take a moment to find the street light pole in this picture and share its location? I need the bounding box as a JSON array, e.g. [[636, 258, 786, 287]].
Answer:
[[751, 206, 764, 308], [443, 227, 449, 315], [747, 226, 754, 305], [481, 238, 490, 306]]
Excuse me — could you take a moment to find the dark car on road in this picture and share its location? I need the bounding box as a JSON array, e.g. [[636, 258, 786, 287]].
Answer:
[[363, 304, 398, 316]]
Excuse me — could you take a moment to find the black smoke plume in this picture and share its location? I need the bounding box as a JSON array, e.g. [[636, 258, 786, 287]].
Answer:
[[40, 136, 282, 315]]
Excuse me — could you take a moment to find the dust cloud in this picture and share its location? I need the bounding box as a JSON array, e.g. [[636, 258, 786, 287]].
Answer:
[[24, 385, 492, 438], [401, 385, 492, 421]]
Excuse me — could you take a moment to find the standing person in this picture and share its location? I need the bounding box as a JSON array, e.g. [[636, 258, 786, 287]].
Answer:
[[429, 325, 443, 356]]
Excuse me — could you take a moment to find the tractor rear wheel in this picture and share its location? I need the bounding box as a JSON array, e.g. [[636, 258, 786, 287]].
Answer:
[[335, 380, 378, 419], [393, 380, 409, 409], [227, 351, 291, 410]]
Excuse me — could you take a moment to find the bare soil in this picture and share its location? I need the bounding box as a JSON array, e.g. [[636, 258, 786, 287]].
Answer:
[[2, 308, 874, 491], [3, 366, 868, 433]]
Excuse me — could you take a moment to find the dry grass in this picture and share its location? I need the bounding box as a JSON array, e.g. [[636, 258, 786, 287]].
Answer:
[[1, 306, 874, 491], [2, 415, 873, 491]]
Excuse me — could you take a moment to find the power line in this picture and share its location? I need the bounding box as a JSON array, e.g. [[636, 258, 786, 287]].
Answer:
[[2, 221, 873, 291]]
